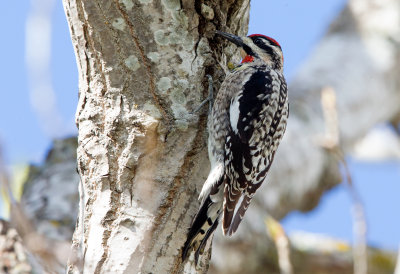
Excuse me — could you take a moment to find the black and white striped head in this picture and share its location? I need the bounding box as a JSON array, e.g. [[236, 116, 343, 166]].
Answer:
[[216, 31, 284, 71]]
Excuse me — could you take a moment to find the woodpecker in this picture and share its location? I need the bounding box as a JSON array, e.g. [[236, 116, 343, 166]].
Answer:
[[182, 31, 289, 263]]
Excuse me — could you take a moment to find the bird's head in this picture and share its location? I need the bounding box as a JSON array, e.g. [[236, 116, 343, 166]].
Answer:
[[216, 30, 284, 71]]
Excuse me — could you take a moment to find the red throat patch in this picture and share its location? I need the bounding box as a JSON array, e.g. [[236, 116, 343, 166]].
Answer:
[[241, 55, 254, 64]]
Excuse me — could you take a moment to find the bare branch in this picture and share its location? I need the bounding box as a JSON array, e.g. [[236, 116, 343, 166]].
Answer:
[[395, 244, 400, 274], [265, 215, 293, 274], [0, 146, 72, 273], [320, 87, 367, 274]]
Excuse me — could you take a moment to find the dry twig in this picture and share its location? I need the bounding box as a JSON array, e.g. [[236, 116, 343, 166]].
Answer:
[[320, 87, 368, 274], [265, 215, 293, 274], [395, 244, 400, 274], [0, 146, 71, 273]]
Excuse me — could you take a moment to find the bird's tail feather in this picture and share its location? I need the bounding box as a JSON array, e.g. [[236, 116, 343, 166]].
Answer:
[[228, 194, 252, 235], [182, 163, 225, 263], [182, 195, 221, 263], [222, 184, 241, 235]]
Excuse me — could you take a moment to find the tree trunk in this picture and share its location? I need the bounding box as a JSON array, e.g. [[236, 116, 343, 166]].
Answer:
[[62, 0, 250, 273]]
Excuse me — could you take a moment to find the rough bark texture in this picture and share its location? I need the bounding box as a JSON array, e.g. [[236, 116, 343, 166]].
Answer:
[[0, 220, 32, 274], [62, 0, 250, 273]]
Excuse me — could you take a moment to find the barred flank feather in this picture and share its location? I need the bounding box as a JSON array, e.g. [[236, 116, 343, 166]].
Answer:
[[182, 31, 288, 264]]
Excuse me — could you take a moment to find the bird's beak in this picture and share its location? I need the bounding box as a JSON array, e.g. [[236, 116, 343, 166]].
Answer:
[[215, 30, 245, 48]]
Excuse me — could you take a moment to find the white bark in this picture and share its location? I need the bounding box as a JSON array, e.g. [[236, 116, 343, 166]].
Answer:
[[62, 0, 250, 273]]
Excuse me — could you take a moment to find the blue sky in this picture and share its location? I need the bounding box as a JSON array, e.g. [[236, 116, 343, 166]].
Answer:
[[1, 0, 400, 250], [1, 0, 78, 164], [282, 159, 400, 250]]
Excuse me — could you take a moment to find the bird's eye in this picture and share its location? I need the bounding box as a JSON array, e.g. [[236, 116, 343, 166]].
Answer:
[[254, 38, 263, 45]]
